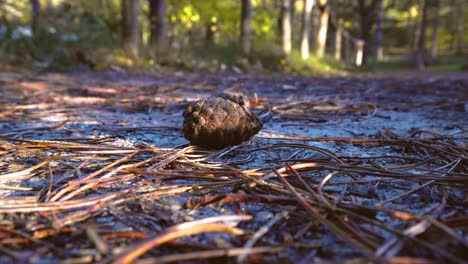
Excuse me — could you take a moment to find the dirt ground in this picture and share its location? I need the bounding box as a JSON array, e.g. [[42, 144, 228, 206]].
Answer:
[[0, 70, 467, 263]]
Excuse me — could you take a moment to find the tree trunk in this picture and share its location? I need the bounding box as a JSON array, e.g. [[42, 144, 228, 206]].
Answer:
[[30, 0, 40, 35], [280, 0, 292, 55], [407, 6, 414, 52], [373, 0, 383, 64], [334, 24, 342, 60], [206, 20, 217, 45], [329, 0, 339, 53], [456, 0, 464, 54], [44, 0, 52, 9], [316, 0, 329, 58], [430, 0, 440, 58], [149, 0, 166, 52], [300, 0, 315, 59], [413, 0, 422, 51], [355, 39, 365, 66], [416, 0, 429, 70], [344, 32, 350, 61], [310, 6, 319, 48], [240, 0, 253, 54], [358, 0, 379, 66], [122, 0, 140, 58]]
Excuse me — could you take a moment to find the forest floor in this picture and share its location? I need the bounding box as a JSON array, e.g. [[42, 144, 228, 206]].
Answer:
[[0, 69, 467, 263]]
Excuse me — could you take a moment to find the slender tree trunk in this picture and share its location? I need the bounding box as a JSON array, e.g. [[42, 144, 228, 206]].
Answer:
[[206, 20, 217, 45], [335, 24, 342, 60], [300, 0, 315, 59], [430, 0, 440, 58], [316, 0, 329, 58], [407, 8, 414, 52], [373, 0, 383, 64], [310, 6, 319, 48], [344, 32, 350, 61], [30, 0, 40, 35], [149, 0, 166, 52], [122, 0, 140, 58], [44, 0, 52, 9], [280, 0, 292, 55], [97, 0, 105, 16], [290, 0, 296, 45], [329, 0, 339, 53], [413, 0, 422, 51], [356, 39, 365, 66], [416, 0, 430, 70], [358, 0, 379, 65], [456, 0, 464, 54], [358, 0, 370, 65], [240, 0, 253, 54]]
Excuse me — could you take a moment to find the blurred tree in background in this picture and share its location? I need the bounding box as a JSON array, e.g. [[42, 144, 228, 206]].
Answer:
[[240, 0, 252, 54], [0, 0, 465, 72], [122, 0, 139, 58], [148, 0, 165, 54]]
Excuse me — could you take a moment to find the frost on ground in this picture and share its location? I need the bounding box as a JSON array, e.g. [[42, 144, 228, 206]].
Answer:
[[0, 71, 467, 263]]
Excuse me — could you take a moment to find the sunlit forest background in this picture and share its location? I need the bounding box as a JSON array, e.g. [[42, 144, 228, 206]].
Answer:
[[0, 0, 466, 74]]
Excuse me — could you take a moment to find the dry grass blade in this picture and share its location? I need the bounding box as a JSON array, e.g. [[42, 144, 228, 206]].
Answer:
[[113, 215, 251, 264], [85, 223, 109, 254], [52, 151, 141, 202], [0, 153, 61, 180], [376, 159, 461, 206], [317, 171, 337, 209], [0, 189, 131, 213], [237, 211, 290, 263], [271, 168, 377, 259], [0, 120, 69, 136], [136, 246, 285, 264], [0, 185, 33, 191]]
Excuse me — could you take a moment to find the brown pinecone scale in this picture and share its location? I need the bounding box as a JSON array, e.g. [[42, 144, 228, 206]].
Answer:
[[216, 91, 250, 108], [183, 96, 262, 149]]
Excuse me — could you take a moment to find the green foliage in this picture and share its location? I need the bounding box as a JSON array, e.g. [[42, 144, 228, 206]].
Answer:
[[366, 55, 466, 72], [167, 0, 240, 43], [252, 7, 278, 41], [283, 51, 349, 75], [0, 1, 117, 70], [0, 0, 465, 73]]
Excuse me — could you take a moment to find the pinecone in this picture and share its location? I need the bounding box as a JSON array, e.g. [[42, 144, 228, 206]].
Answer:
[[183, 96, 262, 149], [217, 91, 250, 108]]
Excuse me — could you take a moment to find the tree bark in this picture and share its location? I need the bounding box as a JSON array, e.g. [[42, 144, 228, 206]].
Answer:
[[355, 39, 365, 66], [416, 0, 429, 70], [455, 0, 464, 54], [30, 0, 40, 35], [373, 0, 383, 64], [149, 0, 166, 51], [358, 0, 379, 65], [430, 0, 440, 58], [344, 31, 350, 61], [300, 0, 315, 59], [329, 0, 339, 54], [413, 0, 422, 51], [240, 0, 253, 54], [316, 0, 329, 58], [206, 19, 218, 45], [334, 24, 342, 60], [122, 0, 140, 58], [44, 0, 52, 9], [280, 0, 292, 55]]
